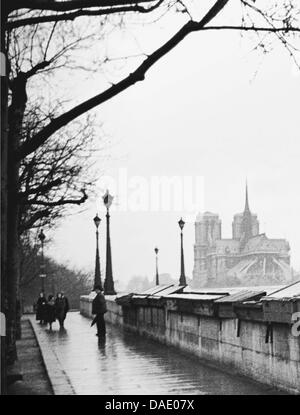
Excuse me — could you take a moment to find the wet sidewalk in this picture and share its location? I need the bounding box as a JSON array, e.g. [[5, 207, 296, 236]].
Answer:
[[29, 312, 285, 395], [9, 320, 53, 395]]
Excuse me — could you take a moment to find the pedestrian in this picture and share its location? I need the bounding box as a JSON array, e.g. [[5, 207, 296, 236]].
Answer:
[[36, 292, 47, 324], [61, 291, 70, 322], [55, 292, 64, 329], [45, 294, 56, 331], [91, 285, 107, 337], [55, 292, 69, 329]]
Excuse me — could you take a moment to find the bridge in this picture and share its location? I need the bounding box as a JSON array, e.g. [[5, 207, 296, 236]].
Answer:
[[23, 311, 284, 395]]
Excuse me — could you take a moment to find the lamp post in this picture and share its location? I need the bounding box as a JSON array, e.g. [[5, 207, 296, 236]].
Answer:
[[38, 229, 46, 292], [103, 190, 116, 295], [178, 218, 187, 286], [51, 273, 55, 295], [154, 247, 159, 285], [93, 213, 102, 290]]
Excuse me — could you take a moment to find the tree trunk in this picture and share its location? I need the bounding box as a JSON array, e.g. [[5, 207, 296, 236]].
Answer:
[[6, 74, 27, 366], [1, 4, 8, 394], [6, 151, 20, 365]]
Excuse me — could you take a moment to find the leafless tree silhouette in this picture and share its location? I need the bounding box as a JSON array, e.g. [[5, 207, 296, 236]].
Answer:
[[1, 0, 300, 392]]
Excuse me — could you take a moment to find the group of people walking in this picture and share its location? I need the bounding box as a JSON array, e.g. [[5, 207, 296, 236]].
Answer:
[[36, 286, 107, 338], [36, 291, 69, 330]]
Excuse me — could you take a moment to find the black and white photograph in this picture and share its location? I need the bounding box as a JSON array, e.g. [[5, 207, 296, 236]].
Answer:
[[1, 0, 300, 400]]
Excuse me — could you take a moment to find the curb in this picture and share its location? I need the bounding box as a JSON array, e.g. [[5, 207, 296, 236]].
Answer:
[[28, 317, 76, 395]]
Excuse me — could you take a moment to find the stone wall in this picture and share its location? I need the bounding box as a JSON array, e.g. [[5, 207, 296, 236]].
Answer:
[[80, 294, 123, 324], [80, 294, 300, 394]]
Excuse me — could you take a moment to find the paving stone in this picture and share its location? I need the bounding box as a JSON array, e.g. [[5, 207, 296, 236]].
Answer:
[[8, 320, 53, 395]]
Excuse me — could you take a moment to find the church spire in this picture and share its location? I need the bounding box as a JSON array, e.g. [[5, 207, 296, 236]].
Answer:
[[240, 181, 253, 249], [244, 180, 250, 213]]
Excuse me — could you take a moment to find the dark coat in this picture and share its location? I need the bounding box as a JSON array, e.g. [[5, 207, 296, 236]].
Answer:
[[45, 299, 56, 323], [55, 297, 69, 321], [92, 293, 107, 315], [55, 298, 65, 321], [62, 296, 69, 314], [36, 297, 47, 321]]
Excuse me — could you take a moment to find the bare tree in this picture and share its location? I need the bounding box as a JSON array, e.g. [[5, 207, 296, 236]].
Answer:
[[1, 0, 300, 391], [18, 105, 104, 234], [19, 234, 92, 310]]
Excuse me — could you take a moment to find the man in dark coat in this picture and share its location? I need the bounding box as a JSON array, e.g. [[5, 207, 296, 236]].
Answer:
[[36, 292, 47, 324], [55, 292, 70, 329], [45, 295, 56, 331], [91, 286, 107, 337], [61, 292, 70, 323]]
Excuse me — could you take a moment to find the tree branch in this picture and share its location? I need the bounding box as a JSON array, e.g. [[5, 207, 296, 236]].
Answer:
[[23, 60, 51, 79], [200, 25, 300, 33], [19, 178, 62, 199], [14, 0, 300, 162], [16, 0, 230, 160], [7, 1, 164, 29], [9, 0, 157, 13], [24, 188, 88, 206], [19, 209, 51, 233]]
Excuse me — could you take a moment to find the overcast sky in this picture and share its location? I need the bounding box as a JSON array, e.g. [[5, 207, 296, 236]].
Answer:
[[46, 5, 300, 289]]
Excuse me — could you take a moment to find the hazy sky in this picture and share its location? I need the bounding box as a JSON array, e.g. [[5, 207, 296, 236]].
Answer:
[[47, 5, 300, 288]]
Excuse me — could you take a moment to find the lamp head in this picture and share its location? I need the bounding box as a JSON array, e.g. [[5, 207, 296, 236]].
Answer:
[[93, 213, 101, 228], [103, 189, 113, 209], [178, 218, 185, 230]]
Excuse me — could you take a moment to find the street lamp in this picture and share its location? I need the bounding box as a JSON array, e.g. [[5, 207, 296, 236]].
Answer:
[[38, 229, 46, 292], [103, 190, 116, 295], [51, 273, 56, 295], [154, 247, 159, 286], [178, 218, 187, 286], [93, 213, 102, 290]]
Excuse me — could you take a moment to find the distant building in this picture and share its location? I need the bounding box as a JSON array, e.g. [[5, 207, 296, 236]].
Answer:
[[192, 185, 292, 288]]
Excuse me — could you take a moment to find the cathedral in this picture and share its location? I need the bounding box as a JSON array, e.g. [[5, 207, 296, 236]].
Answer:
[[192, 185, 292, 288]]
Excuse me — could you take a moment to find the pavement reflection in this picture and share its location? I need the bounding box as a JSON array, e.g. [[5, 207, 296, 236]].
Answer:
[[39, 312, 286, 395]]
